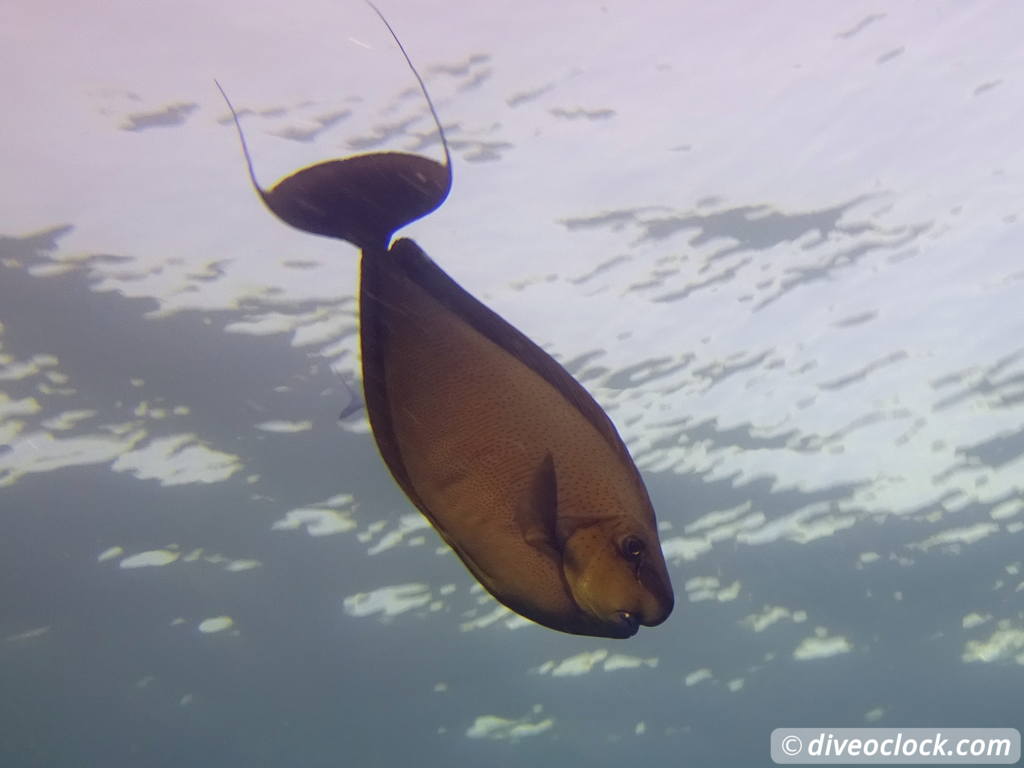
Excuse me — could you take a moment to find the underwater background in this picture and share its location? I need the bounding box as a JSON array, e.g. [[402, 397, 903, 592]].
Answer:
[[2, 0, 1023, 765]]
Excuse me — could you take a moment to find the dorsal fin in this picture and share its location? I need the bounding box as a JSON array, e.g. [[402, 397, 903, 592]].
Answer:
[[216, 1, 451, 251]]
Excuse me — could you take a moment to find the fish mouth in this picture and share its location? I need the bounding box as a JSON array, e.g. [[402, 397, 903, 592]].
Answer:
[[613, 611, 640, 638]]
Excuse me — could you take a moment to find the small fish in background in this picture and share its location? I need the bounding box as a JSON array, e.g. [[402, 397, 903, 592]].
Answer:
[[217, 2, 673, 638], [336, 373, 364, 421]]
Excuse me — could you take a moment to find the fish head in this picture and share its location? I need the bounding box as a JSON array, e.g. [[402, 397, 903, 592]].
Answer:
[[561, 517, 674, 638]]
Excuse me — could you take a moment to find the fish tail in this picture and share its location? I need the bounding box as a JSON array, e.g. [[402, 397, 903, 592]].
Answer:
[[216, 2, 451, 251]]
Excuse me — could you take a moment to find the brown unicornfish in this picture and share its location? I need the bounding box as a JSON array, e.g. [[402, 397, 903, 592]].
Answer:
[[217, 2, 674, 638]]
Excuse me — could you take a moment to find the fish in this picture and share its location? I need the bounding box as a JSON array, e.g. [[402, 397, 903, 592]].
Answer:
[[217, 2, 674, 638]]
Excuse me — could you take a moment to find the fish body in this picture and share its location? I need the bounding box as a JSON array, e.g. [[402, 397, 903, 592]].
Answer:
[[360, 239, 672, 636]]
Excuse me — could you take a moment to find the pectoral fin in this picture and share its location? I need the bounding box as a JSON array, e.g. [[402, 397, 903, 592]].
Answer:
[[515, 453, 561, 556]]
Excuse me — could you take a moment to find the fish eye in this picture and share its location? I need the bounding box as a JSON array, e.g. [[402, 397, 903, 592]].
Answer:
[[621, 536, 645, 562]]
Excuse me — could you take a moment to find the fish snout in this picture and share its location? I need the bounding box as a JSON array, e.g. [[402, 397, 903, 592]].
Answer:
[[616, 593, 673, 635], [604, 597, 670, 638], [640, 594, 673, 627], [637, 563, 674, 627]]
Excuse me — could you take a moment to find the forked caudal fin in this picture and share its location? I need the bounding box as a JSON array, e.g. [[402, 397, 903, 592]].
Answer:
[[215, 1, 452, 252]]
